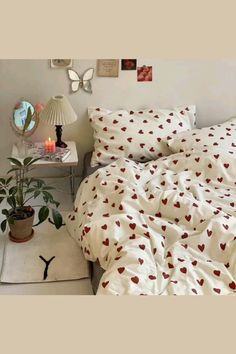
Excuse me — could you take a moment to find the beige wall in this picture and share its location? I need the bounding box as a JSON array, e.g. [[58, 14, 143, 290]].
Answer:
[[1, 59, 236, 176]]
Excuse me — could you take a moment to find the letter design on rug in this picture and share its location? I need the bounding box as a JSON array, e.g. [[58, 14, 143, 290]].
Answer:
[[39, 255, 55, 280]]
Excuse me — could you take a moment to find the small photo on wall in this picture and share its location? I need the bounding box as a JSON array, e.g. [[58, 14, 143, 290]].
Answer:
[[137, 66, 153, 82], [121, 59, 137, 70], [50, 59, 73, 68], [97, 59, 119, 77]]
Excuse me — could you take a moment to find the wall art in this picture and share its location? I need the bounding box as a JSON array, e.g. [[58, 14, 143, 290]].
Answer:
[[96, 59, 119, 77], [137, 66, 153, 82], [67, 68, 94, 93], [50, 59, 73, 68], [121, 59, 137, 70]]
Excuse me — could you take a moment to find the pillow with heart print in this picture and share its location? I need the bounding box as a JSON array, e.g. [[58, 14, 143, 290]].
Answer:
[[166, 118, 236, 154], [88, 105, 196, 167]]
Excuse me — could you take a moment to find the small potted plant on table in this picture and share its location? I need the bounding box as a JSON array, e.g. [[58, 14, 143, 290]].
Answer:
[[0, 156, 63, 242]]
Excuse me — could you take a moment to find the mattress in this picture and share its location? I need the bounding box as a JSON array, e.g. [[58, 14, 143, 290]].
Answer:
[[82, 151, 103, 178]]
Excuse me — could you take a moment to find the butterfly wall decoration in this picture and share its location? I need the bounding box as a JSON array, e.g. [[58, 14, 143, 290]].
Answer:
[[67, 68, 94, 94]]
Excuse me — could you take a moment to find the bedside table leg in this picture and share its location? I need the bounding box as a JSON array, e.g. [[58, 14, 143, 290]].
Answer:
[[69, 166, 75, 201]]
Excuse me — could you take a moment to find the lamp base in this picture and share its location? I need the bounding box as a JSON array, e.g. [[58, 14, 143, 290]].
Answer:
[[55, 125, 67, 148], [55, 141, 67, 148]]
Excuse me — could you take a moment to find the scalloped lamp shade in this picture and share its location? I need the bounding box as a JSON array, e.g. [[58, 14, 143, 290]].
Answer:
[[40, 95, 77, 125], [40, 95, 77, 148]]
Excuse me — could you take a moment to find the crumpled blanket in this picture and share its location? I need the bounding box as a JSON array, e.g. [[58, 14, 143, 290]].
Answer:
[[66, 147, 236, 295]]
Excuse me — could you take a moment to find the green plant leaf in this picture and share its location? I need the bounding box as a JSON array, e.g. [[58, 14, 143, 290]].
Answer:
[[25, 188, 36, 194], [34, 190, 40, 199], [6, 176, 13, 185], [36, 180, 44, 189], [49, 199, 60, 208], [23, 157, 33, 166], [0, 197, 5, 204], [54, 201, 60, 208], [1, 219, 7, 233], [42, 186, 55, 191], [7, 167, 20, 174], [33, 206, 49, 226], [9, 186, 17, 195], [8, 157, 22, 167], [0, 189, 6, 195], [2, 209, 9, 216], [23, 107, 33, 134], [7, 196, 16, 209], [42, 191, 54, 204], [52, 209, 63, 229], [0, 178, 6, 185], [39, 206, 49, 221], [8, 216, 15, 225], [26, 157, 42, 166]]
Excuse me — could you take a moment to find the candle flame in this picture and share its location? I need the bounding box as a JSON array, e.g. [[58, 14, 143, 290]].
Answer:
[[48, 137, 51, 142]]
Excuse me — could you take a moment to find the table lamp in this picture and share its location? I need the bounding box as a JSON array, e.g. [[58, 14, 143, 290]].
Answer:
[[40, 95, 77, 148]]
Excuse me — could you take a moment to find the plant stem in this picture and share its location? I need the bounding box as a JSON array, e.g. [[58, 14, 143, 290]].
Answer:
[[23, 195, 35, 206]]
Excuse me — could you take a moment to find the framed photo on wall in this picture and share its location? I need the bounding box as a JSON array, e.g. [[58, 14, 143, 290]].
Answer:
[[50, 59, 73, 68], [121, 59, 137, 70], [137, 66, 153, 82], [96, 59, 119, 77]]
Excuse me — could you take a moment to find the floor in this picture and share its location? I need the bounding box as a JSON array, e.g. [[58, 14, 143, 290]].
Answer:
[[0, 177, 94, 295]]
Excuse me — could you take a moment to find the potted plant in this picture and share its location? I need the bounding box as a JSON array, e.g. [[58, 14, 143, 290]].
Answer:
[[0, 156, 63, 242]]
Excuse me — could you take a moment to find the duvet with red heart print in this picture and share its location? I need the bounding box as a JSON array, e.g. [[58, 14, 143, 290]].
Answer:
[[66, 147, 236, 295]]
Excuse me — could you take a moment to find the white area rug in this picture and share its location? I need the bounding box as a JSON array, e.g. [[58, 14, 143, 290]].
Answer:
[[0, 212, 89, 283]]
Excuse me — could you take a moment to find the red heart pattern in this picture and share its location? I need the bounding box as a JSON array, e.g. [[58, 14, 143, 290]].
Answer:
[[89, 106, 196, 166], [67, 143, 236, 295], [167, 119, 236, 155], [118, 267, 125, 274], [131, 276, 139, 284]]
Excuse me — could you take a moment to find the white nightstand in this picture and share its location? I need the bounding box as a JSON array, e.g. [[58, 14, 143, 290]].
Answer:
[[11, 141, 78, 199]]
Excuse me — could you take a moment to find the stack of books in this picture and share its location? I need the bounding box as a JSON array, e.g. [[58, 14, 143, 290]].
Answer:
[[29, 142, 71, 162]]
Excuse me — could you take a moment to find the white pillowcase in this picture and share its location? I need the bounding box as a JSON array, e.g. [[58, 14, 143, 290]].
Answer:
[[88, 105, 196, 167], [166, 119, 236, 153]]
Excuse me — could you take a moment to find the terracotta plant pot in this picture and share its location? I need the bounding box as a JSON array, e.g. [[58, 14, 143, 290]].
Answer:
[[8, 208, 35, 243]]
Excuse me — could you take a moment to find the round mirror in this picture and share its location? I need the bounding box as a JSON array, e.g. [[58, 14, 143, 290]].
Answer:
[[12, 101, 39, 137]]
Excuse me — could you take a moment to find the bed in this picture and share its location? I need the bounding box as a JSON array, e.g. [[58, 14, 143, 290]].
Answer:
[[66, 106, 236, 295]]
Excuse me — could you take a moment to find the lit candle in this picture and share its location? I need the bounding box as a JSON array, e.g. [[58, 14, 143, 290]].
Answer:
[[44, 138, 49, 153], [44, 137, 55, 153]]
